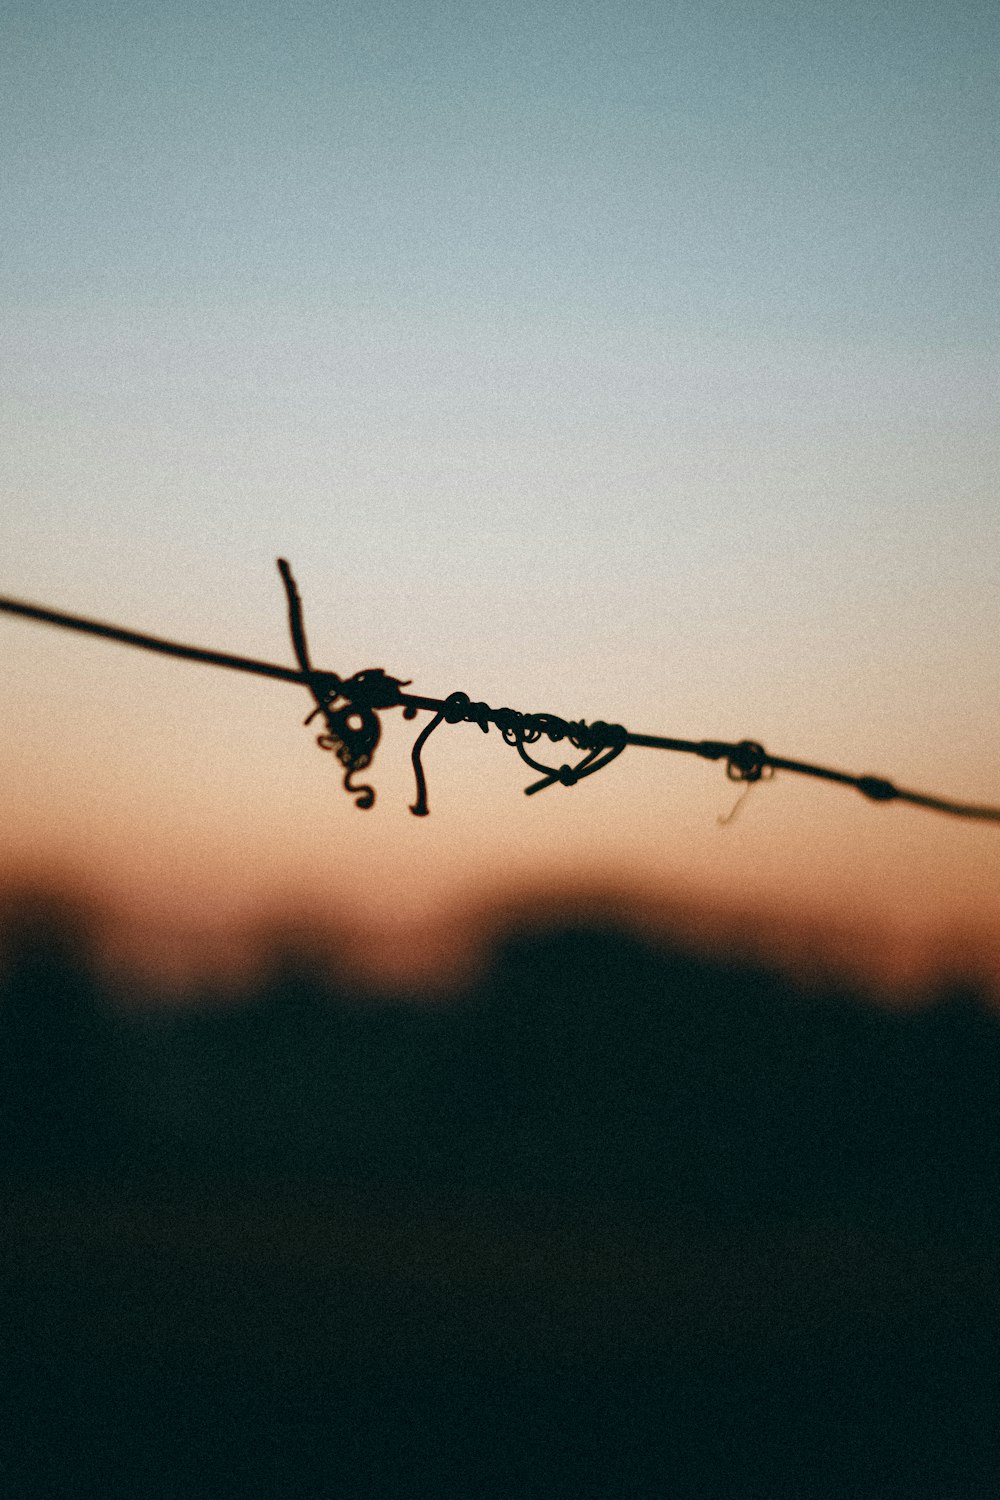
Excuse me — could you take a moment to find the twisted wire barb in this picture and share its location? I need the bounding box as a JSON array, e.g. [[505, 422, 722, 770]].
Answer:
[[1, 561, 998, 825]]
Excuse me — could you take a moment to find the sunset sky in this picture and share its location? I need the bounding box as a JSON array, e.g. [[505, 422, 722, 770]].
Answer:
[[2, 0, 998, 993]]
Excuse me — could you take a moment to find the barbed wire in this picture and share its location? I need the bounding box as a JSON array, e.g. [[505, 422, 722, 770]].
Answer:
[[1, 559, 998, 825]]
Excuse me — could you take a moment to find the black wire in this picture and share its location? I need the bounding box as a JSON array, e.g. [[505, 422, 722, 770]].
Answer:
[[2, 572, 998, 825]]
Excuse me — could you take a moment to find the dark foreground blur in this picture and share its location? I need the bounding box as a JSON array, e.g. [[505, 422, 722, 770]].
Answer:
[[2, 892, 999, 1496]]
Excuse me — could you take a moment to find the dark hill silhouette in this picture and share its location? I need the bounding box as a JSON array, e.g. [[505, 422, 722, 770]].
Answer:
[[2, 888, 999, 1495], [2, 890, 999, 1225], [0, 892, 121, 1180]]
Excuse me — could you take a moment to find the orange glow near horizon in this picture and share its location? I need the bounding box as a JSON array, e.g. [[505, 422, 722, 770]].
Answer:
[[1, 745, 998, 1009]]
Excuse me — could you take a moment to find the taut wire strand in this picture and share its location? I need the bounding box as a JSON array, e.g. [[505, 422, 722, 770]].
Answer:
[[1, 562, 998, 825]]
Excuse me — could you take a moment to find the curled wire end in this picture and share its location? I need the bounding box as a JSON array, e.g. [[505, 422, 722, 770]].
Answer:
[[409, 708, 445, 817], [718, 781, 754, 825], [344, 767, 375, 810]]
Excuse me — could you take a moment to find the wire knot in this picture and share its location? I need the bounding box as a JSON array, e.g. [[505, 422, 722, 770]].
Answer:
[[857, 775, 897, 802], [444, 691, 472, 724], [726, 739, 769, 782], [339, 668, 410, 712]]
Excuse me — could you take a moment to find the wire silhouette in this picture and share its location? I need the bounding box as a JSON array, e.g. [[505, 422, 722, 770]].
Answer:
[[1, 560, 998, 824]]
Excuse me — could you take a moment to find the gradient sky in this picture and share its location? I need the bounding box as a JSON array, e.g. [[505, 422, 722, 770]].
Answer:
[[2, 0, 998, 990]]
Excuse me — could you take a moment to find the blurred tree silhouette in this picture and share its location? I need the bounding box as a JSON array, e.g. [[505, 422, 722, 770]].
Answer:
[[3, 891, 1000, 1496], [1, 889, 999, 1233], [0, 893, 118, 1180]]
